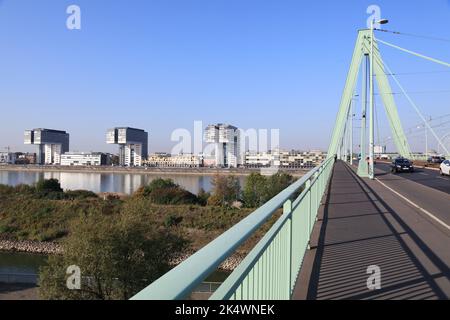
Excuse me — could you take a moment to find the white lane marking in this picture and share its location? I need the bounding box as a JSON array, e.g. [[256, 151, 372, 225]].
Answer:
[[419, 173, 428, 176], [375, 178, 450, 231]]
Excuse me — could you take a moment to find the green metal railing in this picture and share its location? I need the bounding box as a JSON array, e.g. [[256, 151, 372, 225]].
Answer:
[[131, 158, 335, 300]]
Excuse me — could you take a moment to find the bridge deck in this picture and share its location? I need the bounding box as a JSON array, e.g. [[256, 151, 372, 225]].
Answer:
[[293, 161, 450, 300]]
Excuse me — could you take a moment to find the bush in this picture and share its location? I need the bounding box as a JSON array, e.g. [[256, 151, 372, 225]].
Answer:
[[14, 184, 36, 194], [197, 188, 210, 206], [134, 178, 199, 205], [64, 190, 98, 200], [164, 213, 182, 227], [148, 187, 198, 205], [36, 179, 63, 193]]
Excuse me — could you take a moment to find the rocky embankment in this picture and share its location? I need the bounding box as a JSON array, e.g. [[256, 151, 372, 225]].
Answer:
[[0, 239, 243, 271], [170, 251, 244, 271], [0, 239, 63, 255]]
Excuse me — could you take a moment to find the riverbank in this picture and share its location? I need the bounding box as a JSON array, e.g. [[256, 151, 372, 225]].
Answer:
[[0, 239, 62, 255], [0, 240, 243, 271], [0, 164, 309, 177]]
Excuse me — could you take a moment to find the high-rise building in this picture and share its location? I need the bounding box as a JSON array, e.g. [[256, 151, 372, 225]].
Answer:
[[24, 128, 69, 165], [106, 127, 148, 166], [205, 124, 240, 168]]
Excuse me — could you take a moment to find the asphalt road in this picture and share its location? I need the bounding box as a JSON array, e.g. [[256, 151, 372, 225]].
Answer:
[[374, 162, 450, 225]]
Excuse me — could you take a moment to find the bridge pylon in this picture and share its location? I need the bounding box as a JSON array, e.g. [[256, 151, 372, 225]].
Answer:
[[328, 29, 412, 177]]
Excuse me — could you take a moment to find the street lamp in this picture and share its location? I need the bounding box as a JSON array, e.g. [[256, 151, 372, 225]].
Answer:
[[369, 18, 389, 179], [417, 116, 431, 160]]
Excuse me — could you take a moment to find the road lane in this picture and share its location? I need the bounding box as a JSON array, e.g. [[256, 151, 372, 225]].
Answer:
[[376, 162, 450, 194], [374, 163, 450, 225]]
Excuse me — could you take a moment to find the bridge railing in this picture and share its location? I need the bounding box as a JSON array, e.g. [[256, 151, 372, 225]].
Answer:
[[131, 157, 335, 300]]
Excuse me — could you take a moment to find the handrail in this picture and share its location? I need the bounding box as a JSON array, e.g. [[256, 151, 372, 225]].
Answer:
[[131, 157, 335, 300]]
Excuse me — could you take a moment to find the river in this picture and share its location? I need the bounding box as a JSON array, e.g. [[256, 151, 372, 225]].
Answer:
[[0, 251, 228, 285], [0, 170, 247, 195]]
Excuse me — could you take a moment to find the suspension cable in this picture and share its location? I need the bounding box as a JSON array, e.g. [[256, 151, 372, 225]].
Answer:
[[377, 38, 450, 68], [375, 28, 450, 43], [380, 58, 450, 155]]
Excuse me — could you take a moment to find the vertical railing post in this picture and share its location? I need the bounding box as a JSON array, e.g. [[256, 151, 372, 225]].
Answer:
[[306, 178, 312, 250], [283, 199, 292, 299]]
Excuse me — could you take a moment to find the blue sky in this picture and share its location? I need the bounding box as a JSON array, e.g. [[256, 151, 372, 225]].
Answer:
[[0, 0, 449, 154]]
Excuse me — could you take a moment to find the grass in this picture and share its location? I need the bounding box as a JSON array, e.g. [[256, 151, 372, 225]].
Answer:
[[0, 186, 280, 253]]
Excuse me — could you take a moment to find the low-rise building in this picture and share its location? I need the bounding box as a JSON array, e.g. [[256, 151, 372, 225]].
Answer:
[[61, 152, 108, 166], [15, 153, 37, 164], [244, 150, 327, 168], [0, 152, 16, 164], [145, 153, 203, 168]]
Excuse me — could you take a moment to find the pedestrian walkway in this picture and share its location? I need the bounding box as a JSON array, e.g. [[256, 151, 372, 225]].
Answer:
[[293, 161, 450, 300]]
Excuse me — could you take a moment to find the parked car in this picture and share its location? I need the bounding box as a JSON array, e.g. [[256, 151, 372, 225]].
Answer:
[[440, 160, 450, 176], [427, 156, 445, 164], [390, 158, 414, 173]]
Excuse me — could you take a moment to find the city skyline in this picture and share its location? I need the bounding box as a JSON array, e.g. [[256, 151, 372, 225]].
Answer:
[[1, 1, 449, 154]]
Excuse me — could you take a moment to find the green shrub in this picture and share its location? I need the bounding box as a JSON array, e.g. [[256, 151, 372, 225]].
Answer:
[[164, 213, 183, 227], [149, 187, 198, 205], [134, 178, 199, 205], [36, 179, 63, 193], [14, 184, 36, 194], [64, 190, 98, 200], [197, 188, 210, 206]]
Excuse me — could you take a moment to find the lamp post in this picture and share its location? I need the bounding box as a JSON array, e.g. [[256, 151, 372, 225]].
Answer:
[[369, 18, 389, 179], [417, 116, 431, 160]]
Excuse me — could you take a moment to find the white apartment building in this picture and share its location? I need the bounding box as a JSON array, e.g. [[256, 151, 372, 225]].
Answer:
[[121, 143, 143, 167], [44, 144, 62, 165], [61, 152, 107, 166], [244, 150, 327, 168], [205, 124, 240, 168], [244, 151, 274, 167], [0, 152, 16, 164], [145, 153, 203, 168]]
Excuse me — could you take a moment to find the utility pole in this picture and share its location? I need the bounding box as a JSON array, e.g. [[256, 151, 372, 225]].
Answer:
[[425, 116, 430, 160]]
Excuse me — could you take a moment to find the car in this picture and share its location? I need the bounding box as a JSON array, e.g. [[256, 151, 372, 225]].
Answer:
[[390, 157, 414, 173], [427, 156, 445, 164], [440, 160, 450, 176]]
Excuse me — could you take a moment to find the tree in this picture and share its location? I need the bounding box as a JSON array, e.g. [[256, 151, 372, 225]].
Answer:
[[242, 173, 267, 208], [36, 179, 63, 193], [242, 172, 295, 208], [264, 172, 295, 201], [39, 214, 186, 300], [207, 175, 241, 207]]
